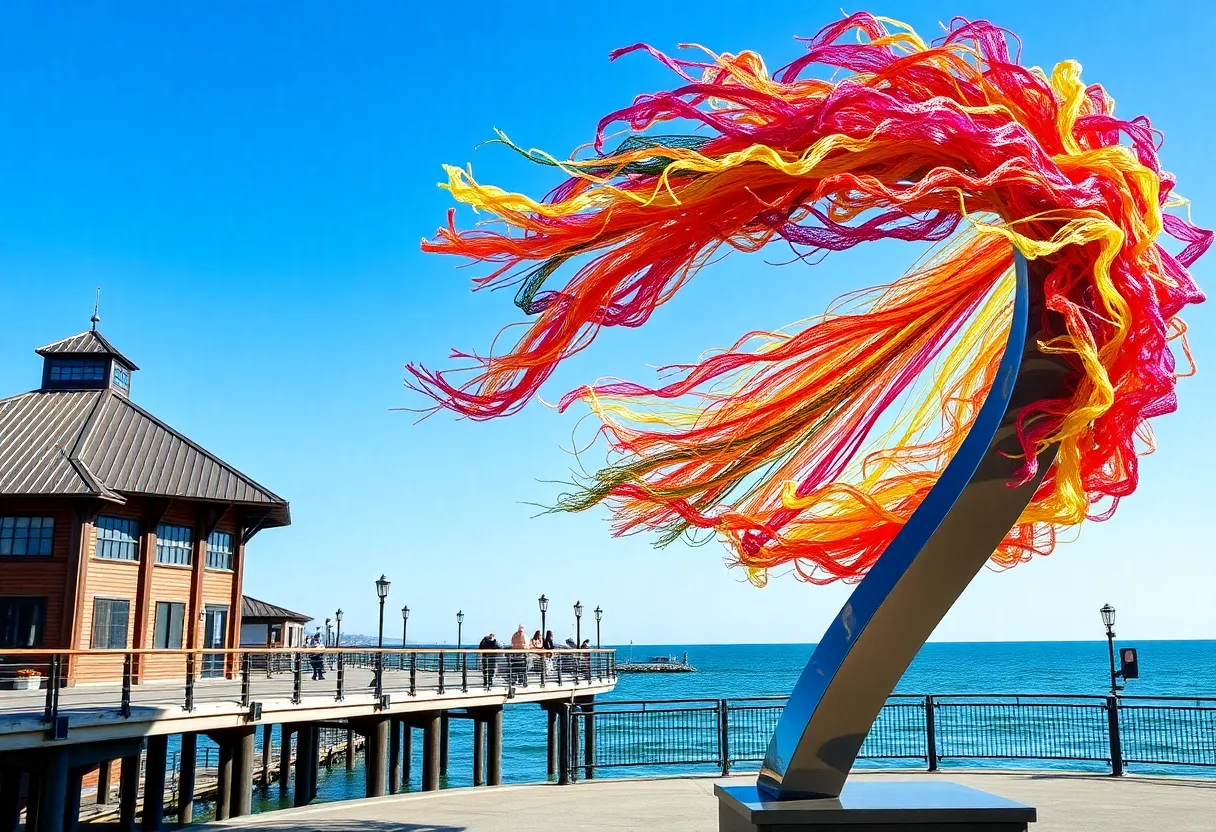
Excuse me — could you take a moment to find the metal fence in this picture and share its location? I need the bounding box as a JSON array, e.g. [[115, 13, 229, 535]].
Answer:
[[569, 694, 1216, 780]]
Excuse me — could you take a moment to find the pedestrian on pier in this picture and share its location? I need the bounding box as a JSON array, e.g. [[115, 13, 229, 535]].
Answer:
[[308, 629, 326, 681], [510, 625, 528, 684], [479, 633, 500, 688]]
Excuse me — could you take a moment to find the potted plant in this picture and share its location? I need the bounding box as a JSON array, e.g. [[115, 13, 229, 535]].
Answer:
[[13, 668, 42, 691]]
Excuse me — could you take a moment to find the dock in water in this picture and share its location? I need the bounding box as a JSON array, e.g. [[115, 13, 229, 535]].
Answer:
[[617, 652, 695, 673]]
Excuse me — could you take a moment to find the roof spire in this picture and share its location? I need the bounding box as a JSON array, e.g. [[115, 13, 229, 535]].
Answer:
[[90, 287, 101, 331]]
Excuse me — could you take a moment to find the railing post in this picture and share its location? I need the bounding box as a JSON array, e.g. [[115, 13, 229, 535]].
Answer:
[[540, 651, 547, 687], [719, 699, 731, 776], [462, 651, 468, 693], [409, 652, 417, 696], [120, 654, 132, 718], [437, 652, 445, 695], [292, 652, 302, 704], [925, 695, 938, 772], [43, 654, 60, 724], [185, 653, 195, 711], [375, 651, 384, 700], [240, 652, 252, 707], [1107, 695, 1124, 777], [336, 652, 345, 701]]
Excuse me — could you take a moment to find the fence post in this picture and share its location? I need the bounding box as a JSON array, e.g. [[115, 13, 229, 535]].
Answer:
[[336, 652, 345, 701], [925, 695, 938, 772], [409, 652, 417, 696], [557, 703, 571, 785], [1106, 695, 1124, 777], [375, 651, 384, 700], [42, 655, 60, 723], [120, 654, 132, 718], [292, 652, 302, 704], [719, 699, 731, 776], [240, 652, 252, 707], [185, 653, 195, 712], [438, 652, 445, 695]]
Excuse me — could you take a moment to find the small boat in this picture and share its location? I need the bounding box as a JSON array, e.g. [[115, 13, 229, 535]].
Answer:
[[617, 647, 696, 673]]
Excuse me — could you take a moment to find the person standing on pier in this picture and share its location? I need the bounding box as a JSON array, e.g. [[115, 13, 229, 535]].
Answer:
[[478, 633, 499, 688], [308, 629, 326, 681], [510, 625, 528, 683]]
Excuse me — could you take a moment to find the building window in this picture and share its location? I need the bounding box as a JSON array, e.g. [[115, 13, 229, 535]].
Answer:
[[48, 358, 107, 382], [0, 517, 54, 556], [155, 524, 192, 566], [206, 531, 234, 570], [0, 597, 46, 648], [153, 601, 185, 649], [112, 366, 130, 391], [91, 598, 130, 649], [96, 516, 140, 561]]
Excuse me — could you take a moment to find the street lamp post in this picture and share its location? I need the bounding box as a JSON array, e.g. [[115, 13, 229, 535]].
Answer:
[[539, 594, 548, 640], [1101, 603, 1121, 695], [325, 617, 332, 647], [375, 575, 391, 648], [456, 610, 464, 650], [594, 605, 603, 650], [335, 608, 343, 648], [574, 600, 583, 646], [401, 605, 410, 647]]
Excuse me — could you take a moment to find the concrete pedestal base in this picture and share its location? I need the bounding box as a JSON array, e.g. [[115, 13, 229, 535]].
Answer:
[[716, 782, 1035, 832]]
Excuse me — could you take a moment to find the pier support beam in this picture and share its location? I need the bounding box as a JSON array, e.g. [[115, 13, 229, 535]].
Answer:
[[260, 723, 273, 792], [215, 740, 233, 821], [546, 707, 558, 780], [178, 733, 197, 825], [231, 726, 256, 818], [96, 760, 112, 805], [421, 713, 440, 792], [472, 718, 486, 786], [439, 712, 450, 777], [119, 753, 140, 830], [0, 770, 21, 832], [486, 706, 503, 786], [66, 767, 84, 832], [557, 704, 571, 786], [364, 717, 389, 798], [142, 734, 168, 830], [293, 725, 315, 807], [388, 718, 402, 793], [35, 749, 68, 832], [402, 724, 412, 786], [278, 726, 293, 797], [346, 728, 355, 770]]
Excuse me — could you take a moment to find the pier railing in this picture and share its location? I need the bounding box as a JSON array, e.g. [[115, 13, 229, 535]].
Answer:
[[0, 646, 617, 727], [568, 694, 1216, 780]]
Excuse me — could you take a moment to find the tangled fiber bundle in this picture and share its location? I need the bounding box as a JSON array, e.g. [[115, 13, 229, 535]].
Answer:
[[409, 14, 1210, 585]]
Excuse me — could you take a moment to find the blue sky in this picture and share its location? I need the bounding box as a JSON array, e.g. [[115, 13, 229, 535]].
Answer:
[[1, 1, 1212, 645]]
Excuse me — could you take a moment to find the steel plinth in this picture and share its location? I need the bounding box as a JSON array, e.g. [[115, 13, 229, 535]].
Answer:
[[758, 251, 1071, 800]]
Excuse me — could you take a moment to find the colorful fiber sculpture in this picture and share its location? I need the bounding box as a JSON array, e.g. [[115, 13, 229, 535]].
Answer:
[[409, 14, 1210, 586]]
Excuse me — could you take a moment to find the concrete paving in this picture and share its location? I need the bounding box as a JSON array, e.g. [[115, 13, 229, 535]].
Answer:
[[203, 770, 1216, 832]]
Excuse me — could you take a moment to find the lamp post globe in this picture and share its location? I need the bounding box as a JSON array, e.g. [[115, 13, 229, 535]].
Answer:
[[594, 605, 603, 649], [375, 575, 390, 649], [335, 608, 343, 647], [1100, 603, 1119, 695], [574, 600, 583, 646]]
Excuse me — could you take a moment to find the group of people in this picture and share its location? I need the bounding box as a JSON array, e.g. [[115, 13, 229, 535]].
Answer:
[[476, 626, 591, 688]]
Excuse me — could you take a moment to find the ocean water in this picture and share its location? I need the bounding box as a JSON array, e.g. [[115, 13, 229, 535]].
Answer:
[[186, 640, 1216, 819]]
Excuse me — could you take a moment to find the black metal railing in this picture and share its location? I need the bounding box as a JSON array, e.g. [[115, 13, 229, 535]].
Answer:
[[568, 694, 1216, 780], [0, 646, 618, 732]]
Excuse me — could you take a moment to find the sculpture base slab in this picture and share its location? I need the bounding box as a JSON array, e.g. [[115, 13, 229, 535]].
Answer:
[[716, 782, 1036, 832]]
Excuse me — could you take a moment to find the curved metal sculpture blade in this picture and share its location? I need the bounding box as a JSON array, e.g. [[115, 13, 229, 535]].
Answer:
[[758, 250, 1072, 800]]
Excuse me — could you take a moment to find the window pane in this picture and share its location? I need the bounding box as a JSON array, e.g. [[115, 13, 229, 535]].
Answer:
[[168, 603, 184, 649], [96, 516, 140, 561], [92, 599, 130, 649], [0, 516, 55, 557], [206, 531, 234, 570], [155, 523, 193, 565], [0, 598, 46, 648]]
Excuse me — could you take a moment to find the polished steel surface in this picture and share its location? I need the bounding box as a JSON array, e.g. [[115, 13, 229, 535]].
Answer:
[[758, 252, 1072, 799]]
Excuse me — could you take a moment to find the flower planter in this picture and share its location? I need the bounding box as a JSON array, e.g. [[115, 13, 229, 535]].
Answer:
[[13, 675, 41, 691]]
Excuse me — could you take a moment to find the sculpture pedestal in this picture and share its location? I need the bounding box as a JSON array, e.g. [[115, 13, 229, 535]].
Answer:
[[716, 781, 1036, 832]]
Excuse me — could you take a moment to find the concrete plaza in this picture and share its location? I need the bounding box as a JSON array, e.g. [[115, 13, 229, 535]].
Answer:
[[203, 770, 1216, 832]]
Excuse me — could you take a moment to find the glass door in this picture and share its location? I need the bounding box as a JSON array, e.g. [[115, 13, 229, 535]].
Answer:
[[202, 605, 229, 678]]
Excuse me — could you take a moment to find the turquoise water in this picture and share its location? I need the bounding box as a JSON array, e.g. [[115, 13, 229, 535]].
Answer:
[[185, 640, 1216, 819]]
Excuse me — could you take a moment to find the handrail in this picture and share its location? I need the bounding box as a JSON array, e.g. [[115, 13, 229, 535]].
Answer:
[[0, 646, 616, 656]]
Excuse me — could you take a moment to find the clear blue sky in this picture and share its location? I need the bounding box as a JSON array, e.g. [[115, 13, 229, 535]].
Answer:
[[1, 1, 1212, 645]]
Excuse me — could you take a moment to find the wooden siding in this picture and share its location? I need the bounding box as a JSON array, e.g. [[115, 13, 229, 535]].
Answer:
[[140, 563, 194, 680], [78, 518, 142, 683], [0, 499, 74, 647], [202, 568, 234, 607]]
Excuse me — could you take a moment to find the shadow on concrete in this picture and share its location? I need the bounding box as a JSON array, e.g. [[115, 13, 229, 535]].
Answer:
[[86, 823, 466, 832], [1020, 772, 1216, 791]]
